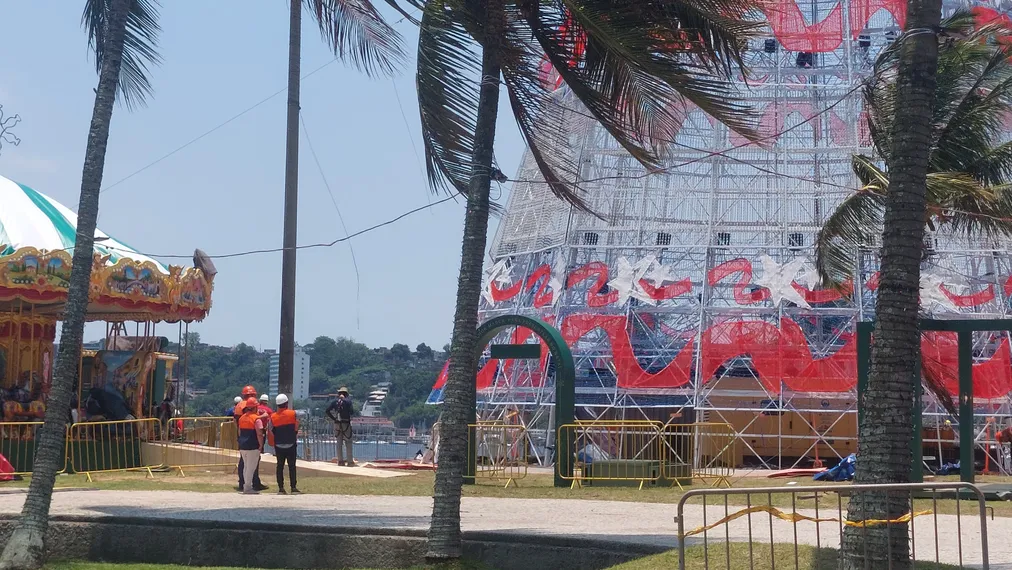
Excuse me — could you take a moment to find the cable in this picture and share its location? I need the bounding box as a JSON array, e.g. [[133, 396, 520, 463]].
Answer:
[[300, 109, 362, 330], [100, 57, 341, 194], [103, 194, 458, 260], [391, 79, 425, 177], [391, 77, 438, 215]]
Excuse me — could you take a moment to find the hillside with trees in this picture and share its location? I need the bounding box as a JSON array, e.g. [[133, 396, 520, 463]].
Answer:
[[175, 333, 444, 428]]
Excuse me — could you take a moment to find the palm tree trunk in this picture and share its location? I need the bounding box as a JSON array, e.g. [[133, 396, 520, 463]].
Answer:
[[425, 1, 504, 561], [841, 0, 941, 567], [0, 1, 132, 568]]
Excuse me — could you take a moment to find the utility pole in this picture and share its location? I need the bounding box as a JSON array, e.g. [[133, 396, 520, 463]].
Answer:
[[278, 0, 301, 397]]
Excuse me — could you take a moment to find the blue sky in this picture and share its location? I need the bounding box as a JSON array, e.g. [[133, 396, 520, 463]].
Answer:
[[0, 1, 525, 350]]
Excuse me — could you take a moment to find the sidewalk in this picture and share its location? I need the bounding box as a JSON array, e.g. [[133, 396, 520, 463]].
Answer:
[[0, 490, 1006, 568]]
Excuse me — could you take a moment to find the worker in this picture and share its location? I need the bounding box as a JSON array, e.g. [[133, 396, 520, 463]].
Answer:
[[234, 386, 257, 421], [237, 396, 265, 494], [269, 393, 301, 495], [258, 394, 274, 417], [235, 385, 266, 491], [225, 396, 241, 417], [257, 394, 274, 451], [326, 387, 355, 466]]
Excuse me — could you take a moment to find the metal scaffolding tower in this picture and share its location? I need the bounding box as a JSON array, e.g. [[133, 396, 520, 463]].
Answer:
[[429, 0, 1012, 472]]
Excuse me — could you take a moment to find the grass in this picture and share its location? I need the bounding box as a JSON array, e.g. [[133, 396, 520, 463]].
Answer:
[[612, 544, 963, 569], [10, 469, 1011, 518], [45, 546, 965, 570]]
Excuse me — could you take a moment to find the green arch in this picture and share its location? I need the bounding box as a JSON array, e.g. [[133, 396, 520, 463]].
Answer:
[[468, 315, 575, 488]]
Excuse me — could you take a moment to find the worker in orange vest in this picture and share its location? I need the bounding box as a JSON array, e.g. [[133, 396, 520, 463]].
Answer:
[[234, 385, 257, 421], [269, 393, 301, 495], [237, 397, 265, 494], [234, 385, 266, 491]]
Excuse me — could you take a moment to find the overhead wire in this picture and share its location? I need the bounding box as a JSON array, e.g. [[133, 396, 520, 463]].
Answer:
[[99, 57, 341, 194], [98, 29, 1007, 264], [391, 77, 437, 214], [103, 194, 458, 260], [300, 109, 362, 330]]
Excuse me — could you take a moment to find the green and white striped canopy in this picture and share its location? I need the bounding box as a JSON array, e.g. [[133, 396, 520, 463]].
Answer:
[[0, 174, 167, 273]]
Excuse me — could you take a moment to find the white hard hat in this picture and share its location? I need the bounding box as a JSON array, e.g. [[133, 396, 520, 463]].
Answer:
[[259, 394, 269, 402], [234, 396, 242, 404], [276, 394, 289, 406]]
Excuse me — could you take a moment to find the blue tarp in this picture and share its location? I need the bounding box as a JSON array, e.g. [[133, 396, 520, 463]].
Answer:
[[814, 453, 856, 481], [935, 461, 960, 476]]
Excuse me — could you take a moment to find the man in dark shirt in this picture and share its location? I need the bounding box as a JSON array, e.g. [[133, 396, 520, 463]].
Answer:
[[326, 387, 354, 466]]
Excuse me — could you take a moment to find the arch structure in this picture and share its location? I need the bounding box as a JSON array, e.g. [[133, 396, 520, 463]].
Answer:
[[467, 315, 575, 488]]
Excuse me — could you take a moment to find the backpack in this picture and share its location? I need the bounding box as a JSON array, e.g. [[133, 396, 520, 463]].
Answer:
[[337, 397, 354, 421]]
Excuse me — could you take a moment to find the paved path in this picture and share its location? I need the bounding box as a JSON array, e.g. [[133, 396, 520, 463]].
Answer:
[[0, 490, 1007, 568]]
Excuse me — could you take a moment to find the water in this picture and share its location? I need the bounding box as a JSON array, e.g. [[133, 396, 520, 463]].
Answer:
[[297, 439, 424, 462]]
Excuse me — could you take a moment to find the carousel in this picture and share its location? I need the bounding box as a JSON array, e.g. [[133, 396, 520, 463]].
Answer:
[[0, 173, 214, 433]]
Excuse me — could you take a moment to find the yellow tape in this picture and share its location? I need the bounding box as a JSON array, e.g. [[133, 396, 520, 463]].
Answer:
[[683, 505, 933, 538]]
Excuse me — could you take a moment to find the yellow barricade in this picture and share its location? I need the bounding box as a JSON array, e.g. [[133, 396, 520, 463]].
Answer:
[[660, 422, 737, 489], [691, 422, 736, 487], [0, 422, 69, 476], [158, 416, 238, 476], [559, 421, 665, 489], [468, 422, 528, 488], [68, 418, 162, 481]]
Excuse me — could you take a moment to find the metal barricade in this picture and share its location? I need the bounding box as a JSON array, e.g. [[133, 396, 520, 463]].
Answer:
[[68, 418, 162, 481], [467, 422, 528, 488], [660, 422, 738, 489], [158, 416, 237, 476], [298, 417, 338, 463], [675, 482, 990, 570], [0, 422, 69, 476], [558, 420, 665, 489]]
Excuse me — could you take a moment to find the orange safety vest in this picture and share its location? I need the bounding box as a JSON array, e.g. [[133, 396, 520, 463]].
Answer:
[[237, 412, 261, 450], [269, 408, 299, 448]]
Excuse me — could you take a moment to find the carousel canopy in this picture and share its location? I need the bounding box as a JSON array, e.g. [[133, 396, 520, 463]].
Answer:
[[0, 175, 166, 272], [0, 174, 213, 322]]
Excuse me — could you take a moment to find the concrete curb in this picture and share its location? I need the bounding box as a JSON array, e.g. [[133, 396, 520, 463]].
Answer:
[[0, 514, 667, 569]]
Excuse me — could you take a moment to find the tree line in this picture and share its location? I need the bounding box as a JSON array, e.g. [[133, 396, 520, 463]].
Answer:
[[179, 333, 443, 428]]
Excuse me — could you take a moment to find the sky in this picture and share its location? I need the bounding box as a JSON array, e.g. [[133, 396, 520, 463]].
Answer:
[[0, 1, 526, 351]]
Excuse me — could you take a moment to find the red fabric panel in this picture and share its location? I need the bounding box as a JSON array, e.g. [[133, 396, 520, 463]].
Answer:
[[921, 332, 1012, 399]]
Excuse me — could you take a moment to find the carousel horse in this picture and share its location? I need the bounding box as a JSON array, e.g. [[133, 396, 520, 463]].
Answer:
[[2, 373, 46, 439]]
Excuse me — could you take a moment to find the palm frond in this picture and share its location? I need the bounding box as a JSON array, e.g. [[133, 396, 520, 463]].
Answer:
[[498, 9, 591, 211], [862, 42, 900, 161], [970, 140, 1012, 186], [83, 0, 162, 110], [306, 0, 407, 77], [520, 1, 758, 171], [939, 177, 1012, 239], [815, 156, 885, 286], [415, 0, 483, 194]]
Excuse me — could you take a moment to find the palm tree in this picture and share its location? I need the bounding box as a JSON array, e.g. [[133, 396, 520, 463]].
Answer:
[[0, 2, 155, 567], [0, 1, 405, 568], [416, 0, 759, 559], [810, 0, 949, 566], [817, 11, 1012, 420], [817, 12, 1012, 290]]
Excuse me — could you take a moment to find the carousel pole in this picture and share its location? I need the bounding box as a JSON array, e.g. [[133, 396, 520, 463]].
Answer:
[[277, 0, 302, 397]]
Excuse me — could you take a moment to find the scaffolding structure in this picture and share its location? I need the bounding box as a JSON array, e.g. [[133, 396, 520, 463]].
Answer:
[[428, 0, 1012, 472]]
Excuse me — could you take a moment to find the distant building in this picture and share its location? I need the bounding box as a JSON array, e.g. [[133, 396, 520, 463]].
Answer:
[[268, 345, 310, 401], [360, 381, 391, 418]]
